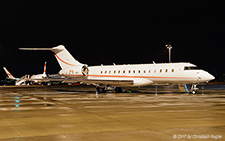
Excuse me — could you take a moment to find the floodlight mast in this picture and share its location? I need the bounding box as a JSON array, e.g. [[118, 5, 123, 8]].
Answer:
[[165, 43, 172, 63]]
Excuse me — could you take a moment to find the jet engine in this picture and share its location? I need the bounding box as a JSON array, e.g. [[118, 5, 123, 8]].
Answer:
[[42, 74, 48, 79], [59, 65, 89, 81]]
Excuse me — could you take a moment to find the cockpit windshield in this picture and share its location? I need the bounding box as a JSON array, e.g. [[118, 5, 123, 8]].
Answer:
[[184, 66, 201, 70]]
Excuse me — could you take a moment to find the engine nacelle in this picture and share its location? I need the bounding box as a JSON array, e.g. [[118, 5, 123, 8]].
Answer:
[[42, 74, 48, 79], [59, 65, 89, 81]]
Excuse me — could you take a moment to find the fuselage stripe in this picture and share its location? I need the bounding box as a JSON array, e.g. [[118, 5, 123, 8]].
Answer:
[[62, 74, 196, 79]]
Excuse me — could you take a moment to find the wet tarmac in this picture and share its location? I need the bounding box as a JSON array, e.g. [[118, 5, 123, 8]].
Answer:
[[0, 85, 225, 140]]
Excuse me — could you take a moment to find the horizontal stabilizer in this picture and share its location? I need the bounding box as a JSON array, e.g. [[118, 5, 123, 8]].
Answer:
[[19, 48, 63, 52], [19, 45, 83, 69], [19, 48, 52, 50]]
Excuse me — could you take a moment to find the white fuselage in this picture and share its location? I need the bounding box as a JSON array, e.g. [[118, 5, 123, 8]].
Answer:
[[59, 62, 215, 87], [30, 74, 47, 83], [20, 45, 215, 88]]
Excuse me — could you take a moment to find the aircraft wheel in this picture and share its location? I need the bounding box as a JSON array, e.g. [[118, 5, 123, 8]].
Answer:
[[96, 87, 106, 93]]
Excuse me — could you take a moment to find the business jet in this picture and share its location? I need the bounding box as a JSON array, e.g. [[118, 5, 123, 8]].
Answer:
[[3, 67, 29, 85], [20, 45, 215, 93], [4, 62, 56, 85], [29, 62, 74, 85], [29, 61, 49, 84], [3, 67, 18, 80]]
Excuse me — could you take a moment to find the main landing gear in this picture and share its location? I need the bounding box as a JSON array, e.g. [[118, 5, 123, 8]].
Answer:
[[96, 86, 123, 93]]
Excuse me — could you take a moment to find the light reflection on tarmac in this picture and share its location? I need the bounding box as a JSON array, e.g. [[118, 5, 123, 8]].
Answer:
[[0, 85, 225, 140]]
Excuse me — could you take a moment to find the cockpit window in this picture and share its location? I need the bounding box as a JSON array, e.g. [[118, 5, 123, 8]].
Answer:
[[184, 66, 200, 70]]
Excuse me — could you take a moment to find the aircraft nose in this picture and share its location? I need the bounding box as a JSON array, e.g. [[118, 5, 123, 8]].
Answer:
[[204, 72, 215, 82], [208, 73, 215, 81], [200, 71, 215, 82]]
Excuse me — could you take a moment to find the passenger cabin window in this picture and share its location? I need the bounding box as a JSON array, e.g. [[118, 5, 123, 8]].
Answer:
[[184, 66, 200, 70]]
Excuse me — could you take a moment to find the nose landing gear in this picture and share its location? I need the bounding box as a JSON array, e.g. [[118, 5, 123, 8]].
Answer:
[[191, 84, 199, 94]]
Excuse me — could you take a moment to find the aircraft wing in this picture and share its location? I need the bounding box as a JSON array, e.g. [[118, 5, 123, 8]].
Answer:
[[29, 78, 77, 83], [27, 78, 65, 82], [27, 74, 74, 83], [82, 79, 134, 86]]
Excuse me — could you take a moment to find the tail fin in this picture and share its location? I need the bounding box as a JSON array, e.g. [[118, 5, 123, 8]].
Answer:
[[3, 67, 16, 80], [43, 61, 47, 75], [51, 45, 83, 69], [42, 61, 48, 79], [20, 45, 83, 69]]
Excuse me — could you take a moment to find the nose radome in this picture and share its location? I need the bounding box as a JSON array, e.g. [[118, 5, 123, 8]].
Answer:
[[208, 73, 215, 81], [204, 72, 215, 81], [201, 71, 215, 82]]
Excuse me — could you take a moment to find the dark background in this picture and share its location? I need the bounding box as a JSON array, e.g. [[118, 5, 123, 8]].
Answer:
[[0, 1, 224, 81]]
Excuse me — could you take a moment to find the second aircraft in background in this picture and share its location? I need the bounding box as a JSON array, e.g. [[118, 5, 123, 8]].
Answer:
[[3, 62, 67, 85]]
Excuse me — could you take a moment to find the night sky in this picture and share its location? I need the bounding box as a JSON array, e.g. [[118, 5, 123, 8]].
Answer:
[[0, 1, 225, 80]]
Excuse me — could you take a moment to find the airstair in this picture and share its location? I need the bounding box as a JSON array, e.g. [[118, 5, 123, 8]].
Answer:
[[15, 75, 30, 85]]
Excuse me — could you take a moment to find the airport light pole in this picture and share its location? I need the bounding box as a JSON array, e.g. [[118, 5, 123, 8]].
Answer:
[[165, 43, 172, 63]]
